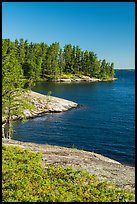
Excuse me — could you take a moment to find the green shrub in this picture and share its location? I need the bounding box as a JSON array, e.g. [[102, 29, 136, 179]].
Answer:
[[2, 144, 135, 202]]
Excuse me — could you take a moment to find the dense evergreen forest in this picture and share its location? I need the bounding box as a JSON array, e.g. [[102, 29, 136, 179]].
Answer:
[[2, 38, 114, 82], [2, 38, 115, 138]]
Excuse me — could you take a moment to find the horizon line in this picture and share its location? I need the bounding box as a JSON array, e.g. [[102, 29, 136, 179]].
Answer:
[[114, 68, 135, 70]]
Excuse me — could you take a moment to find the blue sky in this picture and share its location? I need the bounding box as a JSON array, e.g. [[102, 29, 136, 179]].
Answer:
[[2, 2, 135, 69]]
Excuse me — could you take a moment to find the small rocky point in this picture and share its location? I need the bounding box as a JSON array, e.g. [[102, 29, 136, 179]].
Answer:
[[21, 91, 78, 119]]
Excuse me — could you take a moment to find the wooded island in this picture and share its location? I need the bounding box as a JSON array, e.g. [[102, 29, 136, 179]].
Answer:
[[3, 38, 115, 82]]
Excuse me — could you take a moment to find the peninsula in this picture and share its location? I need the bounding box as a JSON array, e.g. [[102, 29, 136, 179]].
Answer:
[[22, 91, 79, 119]]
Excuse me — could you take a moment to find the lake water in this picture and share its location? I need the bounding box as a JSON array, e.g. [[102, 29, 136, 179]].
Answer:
[[12, 70, 135, 167]]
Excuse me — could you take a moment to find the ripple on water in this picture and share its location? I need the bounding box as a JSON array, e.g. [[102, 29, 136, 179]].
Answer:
[[13, 70, 135, 166]]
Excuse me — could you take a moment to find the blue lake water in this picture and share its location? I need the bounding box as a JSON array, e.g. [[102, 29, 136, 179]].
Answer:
[[12, 70, 135, 166]]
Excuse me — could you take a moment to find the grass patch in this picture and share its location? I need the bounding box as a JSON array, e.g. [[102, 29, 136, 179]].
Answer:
[[2, 144, 135, 202]]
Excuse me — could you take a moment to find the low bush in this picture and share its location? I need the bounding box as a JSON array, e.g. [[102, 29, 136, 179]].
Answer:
[[2, 144, 135, 202]]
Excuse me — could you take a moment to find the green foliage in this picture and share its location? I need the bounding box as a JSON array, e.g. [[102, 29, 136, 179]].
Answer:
[[46, 91, 52, 103], [2, 39, 34, 138], [2, 145, 135, 202], [2, 39, 115, 82]]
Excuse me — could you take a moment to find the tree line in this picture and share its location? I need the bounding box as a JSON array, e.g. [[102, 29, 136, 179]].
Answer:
[[2, 38, 115, 82]]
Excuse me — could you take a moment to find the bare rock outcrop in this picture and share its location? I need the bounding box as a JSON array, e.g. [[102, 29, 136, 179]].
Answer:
[[22, 91, 78, 119]]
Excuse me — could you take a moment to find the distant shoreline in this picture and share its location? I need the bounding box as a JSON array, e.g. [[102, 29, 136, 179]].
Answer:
[[114, 68, 135, 70], [37, 76, 118, 83], [52, 77, 117, 83]]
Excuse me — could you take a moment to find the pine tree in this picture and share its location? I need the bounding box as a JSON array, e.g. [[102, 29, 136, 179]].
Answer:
[[110, 63, 115, 78], [83, 50, 90, 75], [40, 42, 49, 79], [18, 38, 25, 66], [58, 48, 65, 79], [75, 46, 81, 74], [100, 59, 107, 78], [63, 44, 73, 73], [71, 45, 76, 73], [2, 41, 33, 138]]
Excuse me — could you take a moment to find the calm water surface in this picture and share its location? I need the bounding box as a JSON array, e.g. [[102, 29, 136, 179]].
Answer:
[[13, 70, 135, 166]]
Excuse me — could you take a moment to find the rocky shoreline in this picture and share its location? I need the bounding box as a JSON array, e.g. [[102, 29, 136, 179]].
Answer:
[[2, 91, 79, 138], [2, 139, 135, 192], [51, 76, 117, 83], [6, 91, 79, 121]]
